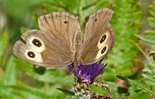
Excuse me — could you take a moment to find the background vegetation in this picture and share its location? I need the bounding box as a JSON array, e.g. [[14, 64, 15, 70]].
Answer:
[[0, 0, 155, 99]]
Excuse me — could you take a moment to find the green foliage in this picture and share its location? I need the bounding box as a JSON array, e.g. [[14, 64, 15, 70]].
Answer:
[[0, 0, 155, 99], [107, 0, 143, 76], [136, 1, 155, 44]]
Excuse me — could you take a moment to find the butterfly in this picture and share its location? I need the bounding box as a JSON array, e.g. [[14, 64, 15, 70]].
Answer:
[[13, 8, 115, 67]]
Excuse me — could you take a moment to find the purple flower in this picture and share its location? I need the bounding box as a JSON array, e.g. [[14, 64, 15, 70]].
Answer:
[[69, 62, 106, 84]]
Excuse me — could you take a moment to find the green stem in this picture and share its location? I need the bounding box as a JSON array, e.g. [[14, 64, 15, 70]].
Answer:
[[78, 0, 84, 34], [82, 0, 99, 10]]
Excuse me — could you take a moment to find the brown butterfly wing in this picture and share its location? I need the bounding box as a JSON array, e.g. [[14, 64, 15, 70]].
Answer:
[[79, 8, 115, 65], [13, 12, 81, 67]]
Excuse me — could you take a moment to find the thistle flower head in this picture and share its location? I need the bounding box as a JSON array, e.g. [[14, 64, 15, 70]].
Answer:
[[69, 62, 105, 84]]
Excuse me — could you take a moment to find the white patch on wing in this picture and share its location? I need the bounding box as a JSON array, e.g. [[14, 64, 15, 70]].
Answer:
[[28, 37, 45, 52], [97, 32, 109, 49], [95, 45, 108, 59], [25, 50, 43, 62]]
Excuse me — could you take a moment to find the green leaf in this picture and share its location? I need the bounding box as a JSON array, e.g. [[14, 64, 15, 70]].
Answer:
[[142, 73, 155, 84], [145, 30, 155, 35], [0, 84, 15, 99], [2, 0, 31, 24], [57, 88, 75, 96], [5, 56, 17, 85], [116, 75, 129, 83], [33, 66, 46, 75], [135, 34, 155, 44], [134, 91, 150, 99], [13, 58, 36, 76], [5, 84, 51, 99], [148, 17, 155, 28], [0, 31, 8, 63], [128, 79, 155, 95]]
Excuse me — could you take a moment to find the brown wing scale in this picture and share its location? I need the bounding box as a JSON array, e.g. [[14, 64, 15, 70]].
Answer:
[[13, 12, 81, 67], [79, 8, 115, 65]]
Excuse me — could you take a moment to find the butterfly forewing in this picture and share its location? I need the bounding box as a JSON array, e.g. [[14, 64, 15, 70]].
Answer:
[[79, 8, 115, 65], [38, 12, 80, 53]]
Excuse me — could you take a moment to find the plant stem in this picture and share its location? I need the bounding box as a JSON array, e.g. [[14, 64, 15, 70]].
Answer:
[[78, 0, 84, 33]]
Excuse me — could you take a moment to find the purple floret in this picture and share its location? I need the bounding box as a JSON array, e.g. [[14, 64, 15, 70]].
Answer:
[[69, 62, 105, 83]]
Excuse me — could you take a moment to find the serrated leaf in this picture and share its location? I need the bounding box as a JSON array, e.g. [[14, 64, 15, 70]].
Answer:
[[135, 34, 155, 44], [128, 79, 155, 95], [142, 73, 155, 84], [148, 17, 155, 28], [145, 30, 155, 35]]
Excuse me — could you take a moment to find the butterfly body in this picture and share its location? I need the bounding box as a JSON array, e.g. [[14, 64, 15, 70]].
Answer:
[[13, 8, 114, 67]]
